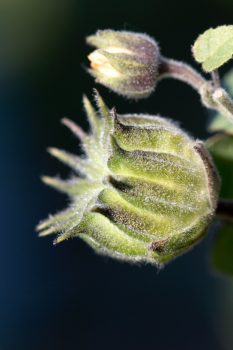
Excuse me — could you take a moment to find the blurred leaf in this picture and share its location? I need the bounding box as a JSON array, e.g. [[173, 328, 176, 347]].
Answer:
[[207, 134, 233, 160], [209, 68, 233, 133], [223, 67, 233, 96], [192, 25, 233, 72], [209, 113, 233, 134], [211, 223, 233, 277], [207, 134, 233, 198]]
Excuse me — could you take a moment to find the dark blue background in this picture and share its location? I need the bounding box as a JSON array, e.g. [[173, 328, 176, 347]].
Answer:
[[1, 0, 233, 349]]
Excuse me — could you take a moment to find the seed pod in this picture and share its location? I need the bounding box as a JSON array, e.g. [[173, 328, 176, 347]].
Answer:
[[37, 92, 220, 265], [87, 30, 160, 99]]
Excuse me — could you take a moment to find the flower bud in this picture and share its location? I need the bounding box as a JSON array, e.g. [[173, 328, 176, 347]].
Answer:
[[37, 92, 219, 266], [87, 30, 160, 99]]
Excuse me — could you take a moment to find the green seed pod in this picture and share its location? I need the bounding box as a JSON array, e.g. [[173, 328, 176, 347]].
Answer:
[[87, 30, 160, 99], [37, 92, 219, 265]]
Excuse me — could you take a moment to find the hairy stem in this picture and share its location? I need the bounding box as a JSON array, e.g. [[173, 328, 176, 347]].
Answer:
[[212, 88, 233, 123], [211, 70, 220, 88], [158, 57, 208, 92], [158, 57, 233, 121], [216, 200, 233, 223]]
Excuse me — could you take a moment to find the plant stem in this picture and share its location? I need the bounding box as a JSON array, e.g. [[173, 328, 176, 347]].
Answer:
[[212, 88, 233, 123], [211, 70, 220, 88], [158, 56, 233, 122], [158, 57, 208, 92], [216, 199, 233, 223]]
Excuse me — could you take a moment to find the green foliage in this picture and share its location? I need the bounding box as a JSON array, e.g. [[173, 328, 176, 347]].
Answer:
[[207, 134, 233, 198], [206, 68, 233, 278], [211, 223, 233, 276], [193, 25, 233, 72], [209, 114, 233, 134]]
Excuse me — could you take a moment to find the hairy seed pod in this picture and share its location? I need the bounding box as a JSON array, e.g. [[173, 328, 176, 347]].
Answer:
[[37, 92, 219, 265], [87, 30, 160, 99]]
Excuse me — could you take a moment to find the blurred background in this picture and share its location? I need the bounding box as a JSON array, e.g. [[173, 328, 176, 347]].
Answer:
[[1, 0, 233, 349]]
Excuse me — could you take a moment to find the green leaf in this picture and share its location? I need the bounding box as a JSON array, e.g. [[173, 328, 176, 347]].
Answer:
[[207, 134, 233, 160], [193, 25, 233, 72], [211, 223, 233, 277], [209, 113, 233, 134], [209, 68, 233, 133], [209, 134, 233, 277], [207, 134, 233, 198]]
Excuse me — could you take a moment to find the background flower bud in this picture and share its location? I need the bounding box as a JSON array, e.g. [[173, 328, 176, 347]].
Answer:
[[38, 93, 219, 266], [87, 30, 160, 99]]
